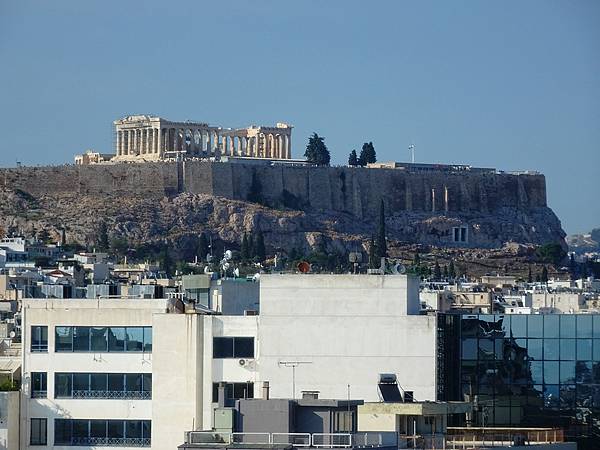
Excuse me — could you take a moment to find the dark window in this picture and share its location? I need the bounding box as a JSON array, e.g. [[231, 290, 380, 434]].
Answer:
[[212, 382, 254, 402], [30, 418, 47, 445], [213, 337, 254, 358], [55, 326, 73, 352], [560, 315, 576, 338], [55, 373, 72, 398], [73, 326, 90, 351], [90, 373, 107, 391], [73, 373, 89, 392], [143, 327, 152, 352], [90, 327, 108, 352], [142, 373, 152, 393], [31, 372, 47, 398], [108, 420, 124, 439], [54, 419, 71, 445], [31, 326, 48, 352], [213, 337, 234, 358], [90, 420, 107, 439], [108, 373, 124, 392], [125, 374, 142, 392]]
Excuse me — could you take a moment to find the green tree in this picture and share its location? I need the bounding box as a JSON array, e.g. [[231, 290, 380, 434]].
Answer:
[[535, 242, 566, 265], [449, 260, 456, 279], [37, 228, 50, 244], [247, 172, 263, 204], [413, 251, 421, 267], [541, 266, 549, 283], [434, 261, 442, 281], [159, 248, 174, 276], [528, 265, 533, 283], [304, 133, 330, 166], [240, 233, 250, 260], [254, 230, 266, 262], [348, 149, 359, 166], [375, 200, 387, 260], [198, 233, 209, 261], [97, 221, 109, 251], [368, 235, 377, 269], [358, 142, 376, 166], [443, 265, 449, 279], [61, 228, 67, 246], [569, 253, 577, 280], [110, 237, 129, 256]]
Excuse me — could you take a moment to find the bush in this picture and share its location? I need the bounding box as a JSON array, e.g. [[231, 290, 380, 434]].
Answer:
[[535, 242, 566, 265]]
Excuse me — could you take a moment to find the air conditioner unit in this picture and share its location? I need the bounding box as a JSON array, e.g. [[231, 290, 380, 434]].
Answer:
[[238, 359, 247, 366]]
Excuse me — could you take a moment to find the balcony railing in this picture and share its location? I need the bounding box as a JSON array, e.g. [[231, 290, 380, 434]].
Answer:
[[69, 437, 150, 447], [71, 390, 151, 400], [31, 390, 47, 399]]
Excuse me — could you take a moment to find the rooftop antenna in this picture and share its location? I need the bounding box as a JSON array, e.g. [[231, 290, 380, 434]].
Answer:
[[408, 144, 415, 164], [278, 360, 312, 400]]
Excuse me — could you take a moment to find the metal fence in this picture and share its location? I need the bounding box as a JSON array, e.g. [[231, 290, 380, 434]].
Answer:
[[71, 390, 151, 400]]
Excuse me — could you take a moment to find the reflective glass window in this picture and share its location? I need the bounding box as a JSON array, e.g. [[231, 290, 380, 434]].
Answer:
[[528, 315, 543, 338], [559, 384, 576, 409], [559, 361, 576, 383], [577, 315, 594, 338], [461, 360, 477, 384], [90, 327, 108, 352], [499, 315, 511, 337], [143, 327, 152, 352], [528, 339, 543, 360], [126, 374, 142, 392], [560, 339, 576, 360], [72, 419, 89, 439], [126, 328, 143, 351], [142, 374, 152, 393], [479, 339, 494, 360], [213, 337, 234, 358], [544, 361, 559, 384], [544, 315, 560, 338], [126, 421, 142, 439], [108, 421, 124, 439], [576, 361, 593, 383], [55, 326, 73, 352], [108, 328, 126, 352], [31, 372, 47, 397], [30, 418, 47, 446], [530, 361, 544, 385], [511, 315, 527, 338], [31, 326, 48, 352], [478, 315, 500, 338], [577, 339, 592, 361], [594, 340, 600, 361], [142, 421, 151, 440], [461, 317, 479, 338], [560, 315, 576, 338], [54, 419, 71, 445], [544, 339, 559, 360], [73, 327, 90, 351], [544, 384, 559, 408], [594, 315, 600, 335], [90, 420, 107, 439], [494, 339, 504, 360], [234, 337, 254, 358]]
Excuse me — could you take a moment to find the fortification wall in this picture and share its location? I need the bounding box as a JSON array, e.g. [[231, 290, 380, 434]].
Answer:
[[0, 161, 547, 218]]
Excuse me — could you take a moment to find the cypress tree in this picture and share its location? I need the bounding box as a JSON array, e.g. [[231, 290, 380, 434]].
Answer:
[[358, 142, 376, 166], [254, 230, 266, 262], [443, 265, 449, 280], [348, 149, 359, 166], [449, 260, 456, 279], [434, 261, 441, 281], [375, 200, 387, 259], [368, 235, 376, 268], [527, 265, 533, 283], [541, 266, 549, 283], [304, 133, 331, 166], [97, 221, 109, 251], [198, 233, 209, 261], [241, 233, 249, 260]]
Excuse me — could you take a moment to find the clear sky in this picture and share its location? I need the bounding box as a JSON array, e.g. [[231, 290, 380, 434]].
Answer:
[[0, 1, 598, 234]]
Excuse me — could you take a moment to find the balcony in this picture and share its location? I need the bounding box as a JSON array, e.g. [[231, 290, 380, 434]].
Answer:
[[68, 437, 150, 447], [31, 390, 47, 399], [71, 390, 151, 400]]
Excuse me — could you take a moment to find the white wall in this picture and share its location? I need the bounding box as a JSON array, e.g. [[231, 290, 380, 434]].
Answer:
[[258, 274, 436, 402]]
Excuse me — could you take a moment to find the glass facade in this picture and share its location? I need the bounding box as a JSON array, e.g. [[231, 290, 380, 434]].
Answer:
[[54, 419, 151, 447], [54, 373, 152, 399], [440, 313, 600, 437], [55, 326, 152, 352]]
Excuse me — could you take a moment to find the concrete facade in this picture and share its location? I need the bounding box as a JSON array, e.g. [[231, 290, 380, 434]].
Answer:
[[0, 391, 19, 450]]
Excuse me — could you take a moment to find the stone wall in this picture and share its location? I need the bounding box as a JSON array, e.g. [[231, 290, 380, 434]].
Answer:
[[1, 161, 548, 218]]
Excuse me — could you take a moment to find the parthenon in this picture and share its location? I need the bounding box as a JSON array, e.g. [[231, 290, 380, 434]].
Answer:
[[111, 115, 292, 162]]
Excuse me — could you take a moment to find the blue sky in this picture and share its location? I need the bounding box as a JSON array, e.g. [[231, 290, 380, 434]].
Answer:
[[0, 1, 598, 234]]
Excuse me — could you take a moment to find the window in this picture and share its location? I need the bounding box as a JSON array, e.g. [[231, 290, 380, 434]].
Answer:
[[54, 419, 151, 446], [31, 372, 47, 398], [212, 382, 254, 402], [54, 373, 151, 399], [30, 418, 47, 445], [213, 337, 255, 358], [452, 226, 468, 243], [55, 326, 152, 353], [31, 326, 48, 352]]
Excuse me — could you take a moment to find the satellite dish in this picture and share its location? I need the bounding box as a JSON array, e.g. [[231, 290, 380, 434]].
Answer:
[[224, 250, 232, 260], [9, 331, 16, 338], [297, 261, 311, 273], [391, 262, 407, 275]]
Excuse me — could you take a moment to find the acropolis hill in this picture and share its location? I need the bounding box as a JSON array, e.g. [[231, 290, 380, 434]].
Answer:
[[0, 115, 565, 256]]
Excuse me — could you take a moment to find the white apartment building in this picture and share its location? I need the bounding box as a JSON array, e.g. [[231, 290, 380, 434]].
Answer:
[[20, 274, 437, 450]]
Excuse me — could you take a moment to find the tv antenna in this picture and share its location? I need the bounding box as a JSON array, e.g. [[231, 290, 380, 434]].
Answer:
[[408, 144, 415, 164], [278, 360, 312, 400]]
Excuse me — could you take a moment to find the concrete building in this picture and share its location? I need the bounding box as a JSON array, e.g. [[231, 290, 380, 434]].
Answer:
[[110, 115, 292, 162]]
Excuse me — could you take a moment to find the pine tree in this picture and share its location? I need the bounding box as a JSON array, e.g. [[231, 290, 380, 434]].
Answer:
[[254, 230, 266, 262], [304, 133, 330, 166], [198, 233, 209, 261], [358, 142, 376, 166], [348, 149, 358, 166], [375, 200, 387, 259], [528, 265, 533, 283], [97, 221, 109, 251], [413, 251, 421, 267], [61, 228, 67, 246], [241, 233, 250, 260], [541, 266, 549, 283], [434, 261, 441, 281], [449, 260, 456, 279], [443, 265, 449, 280]]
